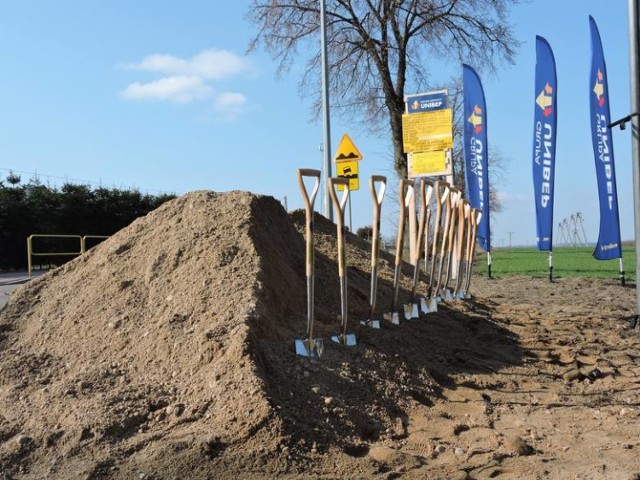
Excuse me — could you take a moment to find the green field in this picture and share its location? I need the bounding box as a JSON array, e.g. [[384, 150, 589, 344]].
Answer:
[[474, 245, 636, 281]]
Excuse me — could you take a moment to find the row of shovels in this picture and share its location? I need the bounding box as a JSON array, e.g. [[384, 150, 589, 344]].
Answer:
[[295, 169, 482, 358]]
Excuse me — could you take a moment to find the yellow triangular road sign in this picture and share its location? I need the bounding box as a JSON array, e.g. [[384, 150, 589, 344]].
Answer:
[[334, 134, 363, 162]]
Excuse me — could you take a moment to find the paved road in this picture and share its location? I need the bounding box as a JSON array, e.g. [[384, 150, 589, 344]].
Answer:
[[0, 271, 45, 311]]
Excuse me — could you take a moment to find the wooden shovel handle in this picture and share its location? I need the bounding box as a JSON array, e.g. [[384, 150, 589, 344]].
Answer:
[[440, 186, 453, 258], [395, 179, 415, 266], [469, 208, 482, 263], [464, 202, 473, 262], [415, 179, 428, 255], [455, 197, 466, 261], [297, 169, 321, 276], [431, 181, 442, 259], [369, 175, 387, 267], [447, 188, 462, 254], [328, 177, 350, 276], [424, 180, 434, 206]]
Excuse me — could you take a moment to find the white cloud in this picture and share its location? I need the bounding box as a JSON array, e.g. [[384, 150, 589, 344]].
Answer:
[[121, 49, 251, 118], [122, 76, 214, 103], [214, 92, 247, 116], [128, 49, 249, 80]]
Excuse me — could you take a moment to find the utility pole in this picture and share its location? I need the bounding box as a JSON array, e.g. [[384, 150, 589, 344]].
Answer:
[[507, 231, 514, 249], [611, 0, 640, 318], [320, 0, 333, 221], [629, 0, 640, 313]]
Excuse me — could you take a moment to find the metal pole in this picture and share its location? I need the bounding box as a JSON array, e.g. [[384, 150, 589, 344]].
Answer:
[[320, 0, 333, 221], [629, 0, 640, 311], [348, 194, 353, 232]]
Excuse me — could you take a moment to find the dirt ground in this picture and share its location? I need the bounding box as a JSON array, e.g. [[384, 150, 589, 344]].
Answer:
[[1, 191, 639, 480]]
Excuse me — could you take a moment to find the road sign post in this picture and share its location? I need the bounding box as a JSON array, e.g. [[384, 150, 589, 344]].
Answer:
[[334, 134, 363, 233]]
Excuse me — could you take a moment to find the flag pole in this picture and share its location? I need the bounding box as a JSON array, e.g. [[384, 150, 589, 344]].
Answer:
[[548, 250, 554, 282], [629, 0, 640, 306]]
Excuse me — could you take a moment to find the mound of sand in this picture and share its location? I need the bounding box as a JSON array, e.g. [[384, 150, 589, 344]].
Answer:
[[3, 190, 640, 479], [0, 190, 438, 478]]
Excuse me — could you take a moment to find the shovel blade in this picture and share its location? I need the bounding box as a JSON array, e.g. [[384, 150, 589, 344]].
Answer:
[[331, 333, 357, 346], [429, 297, 438, 312], [295, 338, 324, 358], [420, 297, 429, 314], [443, 289, 453, 302], [403, 303, 413, 320], [383, 312, 400, 325], [360, 319, 381, 329]]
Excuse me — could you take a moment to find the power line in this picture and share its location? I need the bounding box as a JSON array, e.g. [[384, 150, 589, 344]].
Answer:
[[0, 167, 177, 195]]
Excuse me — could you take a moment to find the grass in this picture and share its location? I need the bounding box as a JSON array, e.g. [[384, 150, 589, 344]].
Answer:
[[474, 245, 636, 281]]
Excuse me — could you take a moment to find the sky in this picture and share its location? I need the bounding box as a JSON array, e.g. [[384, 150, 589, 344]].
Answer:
[[0, 1, 637, 249]]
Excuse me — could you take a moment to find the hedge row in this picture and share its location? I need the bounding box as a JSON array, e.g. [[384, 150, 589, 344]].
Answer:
[[0, 173, 175, 270]]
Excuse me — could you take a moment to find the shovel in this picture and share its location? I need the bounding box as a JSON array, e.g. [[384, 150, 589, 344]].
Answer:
[[435, 183, 453, 301], [427, 181, 448, 311], [328, 177, 356, 347], [404, 179, 432, 319], [454, 201, 472, 300], [452, 199, 469, 300], [464, 209, 483, 297], [294, 169, 324, 358], [362, 175, 387, 329], [385, 179, 415, 325], [442, 188, 462, 301], [420, 200, 433, 314]]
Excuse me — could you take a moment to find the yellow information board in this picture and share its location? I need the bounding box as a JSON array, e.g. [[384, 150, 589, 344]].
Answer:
[[408, 150, 448, 178], [402, 108, 453, 153], [336, 161, 359, 191]]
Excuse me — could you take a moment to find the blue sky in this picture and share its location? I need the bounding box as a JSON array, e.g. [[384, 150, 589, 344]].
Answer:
[[0, 1, 636, 248]]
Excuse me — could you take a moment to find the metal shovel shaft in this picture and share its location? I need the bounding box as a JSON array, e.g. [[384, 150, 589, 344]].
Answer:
[[411, 262, 420, 298], [391, 263, 402, 312], [369, 265, 379, 319], [340, 275, 348, 338], [306, 275, 315, 336], [444, 249, 453, 288]]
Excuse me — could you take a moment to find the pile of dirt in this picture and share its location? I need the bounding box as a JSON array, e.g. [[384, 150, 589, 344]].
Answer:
[[2, 190, 640, 479], [0, 190, 441, 478]]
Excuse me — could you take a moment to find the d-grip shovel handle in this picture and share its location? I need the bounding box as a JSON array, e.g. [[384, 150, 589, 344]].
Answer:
[[328, 177, 350, 276], [297, 169, 321, 277], [395, 179, 415, 266], [369, 175, 387, 267]]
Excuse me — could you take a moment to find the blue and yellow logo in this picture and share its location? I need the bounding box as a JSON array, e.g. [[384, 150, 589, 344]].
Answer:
[[536, 82, 553, 117], [593, 69, 605, 107], [468, 105, 483, 134]]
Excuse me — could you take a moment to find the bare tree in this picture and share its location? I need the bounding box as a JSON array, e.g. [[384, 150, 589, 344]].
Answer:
[[248, 0, 520, 178]]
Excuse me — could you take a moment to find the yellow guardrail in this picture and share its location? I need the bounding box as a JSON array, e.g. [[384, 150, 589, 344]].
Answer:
[[81, 235, 109, 254], [27, 234, 109, 277]]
